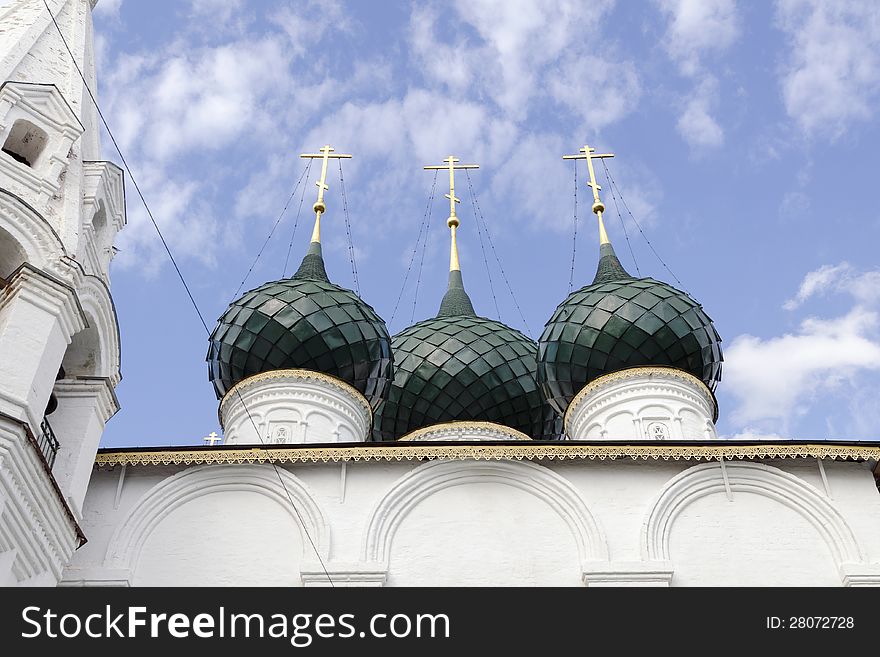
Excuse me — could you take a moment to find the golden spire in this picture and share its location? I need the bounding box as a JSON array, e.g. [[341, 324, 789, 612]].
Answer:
[[299, 144, 352, 243], [563, 145, 615, 245], [424, 155, 479, 271]]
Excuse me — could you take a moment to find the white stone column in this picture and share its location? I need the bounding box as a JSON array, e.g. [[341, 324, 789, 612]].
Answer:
[[220, 369, 372, 445], [0, 265, 86, 432], [565, 367, 719, 440], [49, 377, 118, 513]]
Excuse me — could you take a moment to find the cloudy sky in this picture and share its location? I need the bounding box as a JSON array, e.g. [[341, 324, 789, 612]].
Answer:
[[88, 0, 880, 447]]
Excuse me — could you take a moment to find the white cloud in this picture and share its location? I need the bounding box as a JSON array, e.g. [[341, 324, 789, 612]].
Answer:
[[548, 55, 642, 133], [725, 263, 880, 432], [725, 306, 880, 427], [676, 77, 725, 148], [783, 262, 880, 309], [409, 6, 473, 92], [94, 0, 123, 17], [654, 0, 739, 149], [776, 0, 880, 138], [270, 0, 352, 57], [655, 0, 740, 75], [409, 0, 629, 126], [722, 429, 787, 440]]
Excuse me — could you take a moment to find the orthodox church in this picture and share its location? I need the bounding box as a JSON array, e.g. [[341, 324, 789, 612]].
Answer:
[[2, 0, 880, 588]]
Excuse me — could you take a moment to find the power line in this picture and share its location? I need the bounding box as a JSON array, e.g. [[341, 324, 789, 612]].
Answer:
[[464, 171, 532, 338], [282, 159, 313, 277], [466, 176, 502, 320], [569, 159, 578, 293], [601, 160, 641, 277], [602, 160, 686, 291], [44, 0, 334, 586], [411, 181, 435, 324], [234, 160, 310, 299], [44, 1, 210, 333], [337, 160, 360, 296], [389, 170, 437, 326]]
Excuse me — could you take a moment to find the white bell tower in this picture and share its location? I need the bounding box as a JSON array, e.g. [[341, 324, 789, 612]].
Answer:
[[0, 0, 125, 586]]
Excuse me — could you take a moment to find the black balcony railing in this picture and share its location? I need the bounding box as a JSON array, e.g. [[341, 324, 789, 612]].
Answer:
[[37, 416, 60, 469]]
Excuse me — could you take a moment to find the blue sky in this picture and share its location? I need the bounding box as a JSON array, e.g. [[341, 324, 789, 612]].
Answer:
[[89, 0, 880, 447]]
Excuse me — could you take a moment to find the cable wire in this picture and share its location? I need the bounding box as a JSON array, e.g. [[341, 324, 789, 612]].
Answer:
[[464, 171, 532, 337], [44, 0, 334, 586], [602, 160, 686, 291], [282, 159, 313, 278], [569, 159, 578, 292], [389, 171, 437, 326], [44, 2, 209, 333], [411, 188, 434, 324], [234, 160, 310, 299], [337, 160, 360, 296], [466, 176, 502, 320], [601, 160, 641, 277]]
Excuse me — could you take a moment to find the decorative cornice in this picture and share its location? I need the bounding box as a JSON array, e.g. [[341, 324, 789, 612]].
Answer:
[[565, 367, 718, 431], [3, 263, 88, 338], [219, 369, 372, 423], [399, 421, 531, 442], [53, 377, 120, 422], [94, 442, 880, 468]]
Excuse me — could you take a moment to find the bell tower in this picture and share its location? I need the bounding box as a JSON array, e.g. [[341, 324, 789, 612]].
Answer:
[[0, 0, 125, 586]]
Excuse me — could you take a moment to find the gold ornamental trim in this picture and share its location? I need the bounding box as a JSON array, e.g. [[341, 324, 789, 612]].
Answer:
[[564, 366, 718, 430], [95, 442, 880, 468], [218, 368, 372, 423], [398, 421, 531, 442]]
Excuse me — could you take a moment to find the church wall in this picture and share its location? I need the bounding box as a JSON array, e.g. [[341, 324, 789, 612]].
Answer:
[[63, 457, 880, 587]]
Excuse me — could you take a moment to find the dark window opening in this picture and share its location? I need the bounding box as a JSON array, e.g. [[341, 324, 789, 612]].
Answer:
[[2, 119, 48, 167]]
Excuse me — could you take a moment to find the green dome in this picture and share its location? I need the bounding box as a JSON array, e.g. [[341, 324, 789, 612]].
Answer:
[[207, 242, 393, 406], [372, 269, 561, 440], [537, 242, 722, 416]]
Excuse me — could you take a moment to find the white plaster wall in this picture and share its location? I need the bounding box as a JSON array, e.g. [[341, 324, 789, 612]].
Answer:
[[64, 457, 880, 587], [668, 491, 840, 586], [386, 482, 582, 586], [134, 490, 304, 587]]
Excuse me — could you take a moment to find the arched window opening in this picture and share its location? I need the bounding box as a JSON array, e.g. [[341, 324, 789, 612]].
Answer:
[[61, 323, 101, 378], [2, 119, 48, 167], [0, 226, 27, 284]]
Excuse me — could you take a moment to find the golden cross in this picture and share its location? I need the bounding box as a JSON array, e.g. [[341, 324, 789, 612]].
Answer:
[[203, 431, 221, 446], [299, 144, 352, 242], [563, 144, 615, 244], [424, 156, 479, 272], [424, 155, 479, 226]]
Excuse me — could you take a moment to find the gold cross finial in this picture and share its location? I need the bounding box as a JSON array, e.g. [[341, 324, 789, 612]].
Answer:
[[424, 156, 479, 271], [563, 145, 615, 245], [203, 431, 221, 446], [299, 144, 352, 243]]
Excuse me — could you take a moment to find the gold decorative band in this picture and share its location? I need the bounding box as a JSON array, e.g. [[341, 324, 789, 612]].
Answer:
[[94, 442, 880, 468], [218, 368, 373, 420], [398, 421, 531, 442], [564, 366, 719, 430]]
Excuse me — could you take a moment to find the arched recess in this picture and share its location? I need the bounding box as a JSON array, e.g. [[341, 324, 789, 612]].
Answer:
[[104, 465, 330, 574], [0, 188, 66, 270], [641, 462, 864, 570], [362, 459, 608, 566], [69, 274, 121, 383], [0, 224, 26, 280]]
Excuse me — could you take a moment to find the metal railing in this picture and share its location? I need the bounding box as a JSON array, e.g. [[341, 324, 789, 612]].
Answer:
[[37, 416, 60, 469]]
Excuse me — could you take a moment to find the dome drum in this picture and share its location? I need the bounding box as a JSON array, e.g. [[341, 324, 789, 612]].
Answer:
[[564, 366, 718, 440], [220, 369, 372, 445]]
